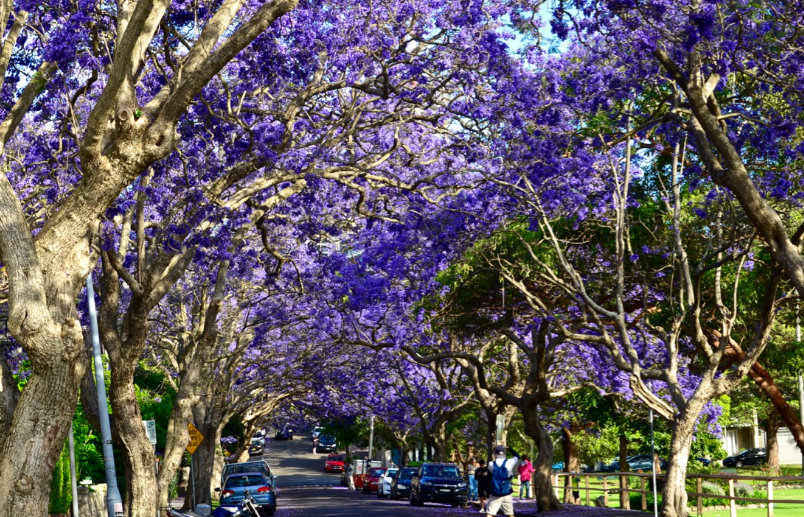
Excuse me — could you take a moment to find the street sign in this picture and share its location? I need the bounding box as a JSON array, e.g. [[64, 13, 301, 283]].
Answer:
[[142, 419, 157, 445], [495, 415, 505, 445], [187, 422, 204, 454]]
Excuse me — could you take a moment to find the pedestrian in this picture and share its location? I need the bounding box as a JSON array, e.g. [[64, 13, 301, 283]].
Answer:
[[312, 437, 319, 454], [467, 457, 479, 503], [346, 462, 356, 491], [486, 445, 520, 517], [517, 454, 534, 499], [475, 459, 492, 513]]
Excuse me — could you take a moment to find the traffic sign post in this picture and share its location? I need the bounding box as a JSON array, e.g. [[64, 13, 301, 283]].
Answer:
[[187, 423, 205, 510]]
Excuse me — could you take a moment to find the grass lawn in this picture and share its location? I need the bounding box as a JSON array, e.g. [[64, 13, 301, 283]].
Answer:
[[701, 488, 804, 517]]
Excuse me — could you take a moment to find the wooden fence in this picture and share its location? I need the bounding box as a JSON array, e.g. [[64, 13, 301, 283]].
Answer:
[[553, 471, 804, 517]]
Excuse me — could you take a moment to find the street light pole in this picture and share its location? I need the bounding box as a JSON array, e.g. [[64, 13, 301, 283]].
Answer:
[[368, 415, 375, 461], [86, 276, 124, 517], [68, 422, 80, 517], [798, 309, 803, 476]]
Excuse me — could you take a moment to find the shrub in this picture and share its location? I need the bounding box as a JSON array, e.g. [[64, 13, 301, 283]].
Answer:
[[734, 482, 754, 498], [49, 443, 72, 514], [701, 481, 725, 497]]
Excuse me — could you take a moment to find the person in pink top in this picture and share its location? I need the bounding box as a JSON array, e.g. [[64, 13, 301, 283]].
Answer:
[[517, 454, 535, 499]]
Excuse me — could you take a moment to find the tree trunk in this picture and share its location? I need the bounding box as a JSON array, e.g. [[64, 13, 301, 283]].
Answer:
[[522, 407, 562, 512], [562, 427, 579, 504], [767, 410, 780, 474], [109, 361, 159, 517], [660, 401, 703, 517], [0, 330, 86, 516], [185, 422, 224, 507], [619, 432, 630, 509]]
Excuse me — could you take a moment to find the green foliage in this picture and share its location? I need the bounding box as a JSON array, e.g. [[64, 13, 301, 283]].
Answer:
[[701, 481, 726, 497], [49, 443, 72, 513], [735, 482, 755, 498]]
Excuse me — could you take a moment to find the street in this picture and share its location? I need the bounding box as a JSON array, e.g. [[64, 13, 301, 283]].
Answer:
[[262, 436, 646, 517]]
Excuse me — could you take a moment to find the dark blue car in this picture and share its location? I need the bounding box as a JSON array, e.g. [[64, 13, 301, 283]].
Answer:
[[409, 462, 469, 507], [217, 472, 276, 516]]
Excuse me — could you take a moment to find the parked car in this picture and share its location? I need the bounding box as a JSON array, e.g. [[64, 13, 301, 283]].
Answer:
[[312, 426, 325, 440], [325, 454, 345, 473], [248, 443, 264, 456], [275, 428, 293, 440], [390, 467, 417, 500], [551, 461, 590, 472], [216, 472, 276, 516], [609, 455, 666, 472], [723, 448, 767, 468], [362, 467, 387, 494], [221, 460, 275, 488], [377, 468, 399, 498], [317, 435, 337, 453], [409, 462, 469, 507], [251, 436, 265, 446]]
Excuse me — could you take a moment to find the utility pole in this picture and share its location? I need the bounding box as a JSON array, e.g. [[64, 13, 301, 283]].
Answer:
[[649, 381, 658, 517], [68, 422, 80, 517], [87, 276, 124, 517], [368, 415, 375, 461], [798, 308, 803, 476]]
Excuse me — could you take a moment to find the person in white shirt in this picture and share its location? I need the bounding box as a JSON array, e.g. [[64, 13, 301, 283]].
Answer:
[[486, 445, 520, 517]]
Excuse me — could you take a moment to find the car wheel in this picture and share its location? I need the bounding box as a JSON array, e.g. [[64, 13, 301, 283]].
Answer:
[[735, 461, 743, 468]]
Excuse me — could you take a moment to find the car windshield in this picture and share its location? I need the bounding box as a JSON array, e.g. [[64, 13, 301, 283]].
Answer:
[[224, 463, 270, 477], [320, 436, 335, 444], [369, 468, 386, 477], [328, 456, 344, 462], [423, 465, 460, 478], [224, 475, 266, 488], [399, 469, 416, 480], [385, 469, 398, 477]]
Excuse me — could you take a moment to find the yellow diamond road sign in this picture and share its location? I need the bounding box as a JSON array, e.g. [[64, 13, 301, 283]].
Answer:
[[187, 422, 204, 454]]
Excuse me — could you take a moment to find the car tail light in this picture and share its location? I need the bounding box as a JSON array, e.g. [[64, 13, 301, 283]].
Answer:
[[257, 486, 273, 493], [221, 490, 235, 498]]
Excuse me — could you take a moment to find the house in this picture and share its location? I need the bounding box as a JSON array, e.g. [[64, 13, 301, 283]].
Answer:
[[722, 419, 801, 464]]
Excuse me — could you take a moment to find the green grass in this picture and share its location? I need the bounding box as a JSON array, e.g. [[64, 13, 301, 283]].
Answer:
[[701, 489, 804, 517]]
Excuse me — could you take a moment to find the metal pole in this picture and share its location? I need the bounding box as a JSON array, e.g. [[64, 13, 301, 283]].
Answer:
[[798, 309, 803, 476], [368, 415, 375, 461], [68, 422, 80, 517], [87, 276, 124, 517], [191, 455, 196, 510], [650, 406, 658, 517]]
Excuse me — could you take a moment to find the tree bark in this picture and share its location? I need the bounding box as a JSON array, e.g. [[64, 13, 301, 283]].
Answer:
[[522, 406, 562, 512], [767, 410, 781, 474], [187, 425, 224, 508], [660, 399, 704, 517], [619, 432, 630, 509], [562, 427, 579, 504]]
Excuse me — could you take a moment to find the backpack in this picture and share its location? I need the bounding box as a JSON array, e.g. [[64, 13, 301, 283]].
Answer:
[[490, 459, 513, 496]]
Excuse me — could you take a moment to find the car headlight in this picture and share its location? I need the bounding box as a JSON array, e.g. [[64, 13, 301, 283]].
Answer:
[[422, 480, 433, 486], [458, 482, 467, 488], [398, 483, 408, 488]]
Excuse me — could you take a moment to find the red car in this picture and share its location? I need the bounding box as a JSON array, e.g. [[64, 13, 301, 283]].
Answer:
[[325, 454, 345, 473], [362, 467, 387, 494]]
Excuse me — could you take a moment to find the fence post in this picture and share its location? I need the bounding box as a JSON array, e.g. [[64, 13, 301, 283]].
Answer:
[[640, 477, 646, 511], [767, 479, 774, 517], [620, 473, 630, 509], [697, 476, 703, 517], [603, 477, 608, 507], [585, 475, 590, 505], [728, 478, 737, 517]]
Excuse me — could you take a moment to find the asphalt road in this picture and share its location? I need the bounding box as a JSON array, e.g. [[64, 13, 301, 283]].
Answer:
[[262, 435, 645, 517]]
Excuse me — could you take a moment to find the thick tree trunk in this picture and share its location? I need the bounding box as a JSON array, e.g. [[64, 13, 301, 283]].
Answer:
[[522, 407, 562, 512], [189, 426, 224, 507], [0, 330, 86, 516], [562, 427, 579, 504], [660, 401, 703, 517], [109, 361, 159, 517]]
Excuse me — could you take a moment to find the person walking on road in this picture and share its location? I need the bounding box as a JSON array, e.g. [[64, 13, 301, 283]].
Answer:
[[486, 445, 520, 517], [346, 462, 356, 491], [312, 437, 319, 454], [475, 459, 492, 513], [517, 454, 534, 499], [467, 458, 479, 503]]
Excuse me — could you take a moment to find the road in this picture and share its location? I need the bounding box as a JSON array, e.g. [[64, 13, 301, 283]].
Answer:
[[260, 434, 645, 517]]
